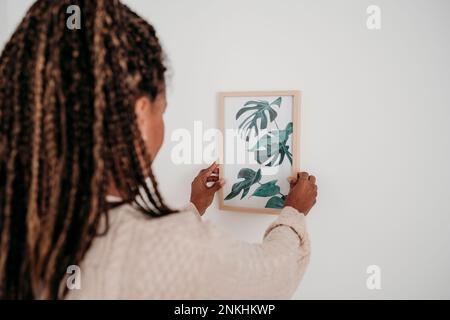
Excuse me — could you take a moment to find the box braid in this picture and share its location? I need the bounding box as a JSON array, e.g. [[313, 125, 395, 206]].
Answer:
[[0, 0, 175, 299]]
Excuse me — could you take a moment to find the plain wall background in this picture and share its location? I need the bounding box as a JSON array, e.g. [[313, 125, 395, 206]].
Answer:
[[1, 0, 449, 299]]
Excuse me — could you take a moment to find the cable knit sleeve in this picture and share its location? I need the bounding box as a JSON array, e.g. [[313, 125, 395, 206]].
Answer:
[[196, 206, 311, 299]]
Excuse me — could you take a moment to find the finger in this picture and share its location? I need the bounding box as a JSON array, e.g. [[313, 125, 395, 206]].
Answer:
[[299, 172, 309, 180], [289, 181, 296, 189], [204, 162, 218, 176], [308, 175, 316, 184], [206, 176, 219, 183], [287, 175, 297, 183], [288, 178, 297, 189], [210, 179, 225, 192], [212, 167, 219, 175], [198, 162, 216, 176]]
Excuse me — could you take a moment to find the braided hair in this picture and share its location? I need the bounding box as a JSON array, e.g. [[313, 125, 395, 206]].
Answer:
[[0, 0, 175, 299]]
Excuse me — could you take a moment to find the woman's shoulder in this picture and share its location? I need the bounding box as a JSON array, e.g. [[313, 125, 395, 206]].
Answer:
[[109, 202, 203, 233], [108, 203, 231, 259], [85, 203, 208, 266]]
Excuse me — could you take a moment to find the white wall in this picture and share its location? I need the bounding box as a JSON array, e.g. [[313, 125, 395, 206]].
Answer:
[[2, 0, 450, 299]]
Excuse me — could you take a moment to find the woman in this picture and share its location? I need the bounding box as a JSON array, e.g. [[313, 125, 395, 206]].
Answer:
[[0, 0, 318, 299]]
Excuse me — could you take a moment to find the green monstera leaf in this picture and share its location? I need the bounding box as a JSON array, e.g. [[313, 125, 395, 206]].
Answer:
[[224, 168, 262, 200], [249, 122, 293, 166], [265, 195, 286, 209], [252, 180, 280, 197], [225, 169, 287, 209], [236, 97, 282, 141]]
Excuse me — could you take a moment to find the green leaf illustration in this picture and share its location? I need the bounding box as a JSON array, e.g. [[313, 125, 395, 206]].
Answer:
[[249, 122, 293, 166], [265, 195, 285, 209], [225, 169, 287, 209], [224, 168, 262, 200], [252, 180, 280, 197], [236, 97, 282, 141]]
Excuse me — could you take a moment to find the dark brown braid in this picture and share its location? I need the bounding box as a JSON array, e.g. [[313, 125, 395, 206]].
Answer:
[[0, 0, 175, 299]]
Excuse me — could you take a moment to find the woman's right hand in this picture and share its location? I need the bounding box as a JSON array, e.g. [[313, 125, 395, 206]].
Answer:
[[284, 172, 318, 215]]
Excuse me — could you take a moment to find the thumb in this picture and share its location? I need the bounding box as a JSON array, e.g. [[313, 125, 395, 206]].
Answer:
[[287, 176, 297, 189], [204, 161, 218, 176]]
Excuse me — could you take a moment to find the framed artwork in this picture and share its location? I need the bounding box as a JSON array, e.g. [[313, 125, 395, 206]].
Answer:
[[218, 91, 300, 214]]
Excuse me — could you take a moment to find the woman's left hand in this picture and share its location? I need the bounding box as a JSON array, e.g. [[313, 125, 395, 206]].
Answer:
[[190, 162, 225, 216]]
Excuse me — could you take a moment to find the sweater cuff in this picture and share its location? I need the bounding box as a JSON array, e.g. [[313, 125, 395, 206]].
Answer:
[[184, 202, 202, 220], [263, 206, 308, 247]]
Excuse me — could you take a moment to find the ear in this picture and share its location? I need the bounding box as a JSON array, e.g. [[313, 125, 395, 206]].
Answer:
[[134, 96, 152, 141], [135, 95, 151, 117]]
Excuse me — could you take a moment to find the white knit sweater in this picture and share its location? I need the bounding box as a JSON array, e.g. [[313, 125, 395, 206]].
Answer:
[[66, 202, 310, 300]]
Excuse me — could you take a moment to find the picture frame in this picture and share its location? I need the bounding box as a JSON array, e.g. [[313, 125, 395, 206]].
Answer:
[[218, 90, 301, 214]]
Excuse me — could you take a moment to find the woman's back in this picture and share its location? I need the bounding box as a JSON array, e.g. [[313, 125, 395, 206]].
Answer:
[[67, 204, 310, 299]]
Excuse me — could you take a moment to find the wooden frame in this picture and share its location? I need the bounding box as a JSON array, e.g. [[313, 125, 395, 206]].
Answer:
[[218, 90, 301, 215]]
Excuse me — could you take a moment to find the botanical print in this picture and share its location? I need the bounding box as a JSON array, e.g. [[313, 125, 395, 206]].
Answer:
[[224, 168, 287, 209], [236, 97, 293, 166], [224, 96, 293, 209]]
